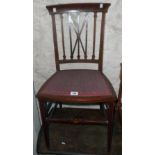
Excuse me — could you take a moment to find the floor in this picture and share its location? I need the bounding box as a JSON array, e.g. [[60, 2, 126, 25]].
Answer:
[[37, 110, 122, 155]]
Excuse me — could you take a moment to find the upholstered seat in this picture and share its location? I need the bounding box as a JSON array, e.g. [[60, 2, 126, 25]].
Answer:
[[37, 69, 116, 103]]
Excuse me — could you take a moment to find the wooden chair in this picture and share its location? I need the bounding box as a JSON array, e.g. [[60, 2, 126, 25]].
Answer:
[[117, 63, 122, 124], [36, 3, 117, 152]]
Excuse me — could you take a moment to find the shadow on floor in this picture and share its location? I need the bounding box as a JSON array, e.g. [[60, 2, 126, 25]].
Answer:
[[37, 111, 122, 155]]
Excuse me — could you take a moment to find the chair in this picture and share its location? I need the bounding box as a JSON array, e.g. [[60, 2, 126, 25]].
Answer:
[[36, 3, 117, 152], [117, 63, 122, 124]]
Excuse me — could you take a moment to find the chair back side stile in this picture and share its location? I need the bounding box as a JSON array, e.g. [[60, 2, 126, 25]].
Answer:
[[46, 3, 110, 72], [51, 14, 60, 71]]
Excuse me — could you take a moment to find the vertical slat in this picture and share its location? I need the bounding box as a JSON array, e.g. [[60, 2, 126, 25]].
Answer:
[[77, 14, 80, 59], [92, 12, 97, 60], [68, 14, 73, 59], [60, 14, 66, 60], [85, 18, 88, 59], [51, 14, 60, 71], [98, 12, 106, 71]]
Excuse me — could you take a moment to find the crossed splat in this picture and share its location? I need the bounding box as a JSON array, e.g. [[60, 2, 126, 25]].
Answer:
[[68, 12, 89, 59]]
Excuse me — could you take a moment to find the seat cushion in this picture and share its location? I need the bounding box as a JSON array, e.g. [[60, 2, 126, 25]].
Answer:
[[37, 70, 116, 103]]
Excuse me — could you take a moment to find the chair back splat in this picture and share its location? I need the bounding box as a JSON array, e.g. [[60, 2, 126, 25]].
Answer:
[[46, 3, 110, 71]]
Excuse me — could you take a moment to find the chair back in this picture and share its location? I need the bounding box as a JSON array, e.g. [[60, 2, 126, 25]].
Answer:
[[46, 3, 110, 71]]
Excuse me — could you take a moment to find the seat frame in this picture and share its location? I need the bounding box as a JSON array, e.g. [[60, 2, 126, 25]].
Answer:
[[37, 3, 117, 153]]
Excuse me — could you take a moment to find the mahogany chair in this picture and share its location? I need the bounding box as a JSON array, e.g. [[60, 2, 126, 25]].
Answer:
[[37, 3, 117, 152], [117, 63, 122, 124]]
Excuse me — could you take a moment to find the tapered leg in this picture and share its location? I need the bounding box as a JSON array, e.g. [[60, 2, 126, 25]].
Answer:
[[113, 101, 117, 123], [118, 101, 122, 125], [38, 99, 49, 147], [107, 102, 114, 152]]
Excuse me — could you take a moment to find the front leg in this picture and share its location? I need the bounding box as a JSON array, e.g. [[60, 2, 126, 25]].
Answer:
[[38, 99, 49, 148], [107, 102, 114, 152]]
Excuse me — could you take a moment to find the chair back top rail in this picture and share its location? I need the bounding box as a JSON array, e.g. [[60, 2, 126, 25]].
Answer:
[[46, 3, 110, 14]]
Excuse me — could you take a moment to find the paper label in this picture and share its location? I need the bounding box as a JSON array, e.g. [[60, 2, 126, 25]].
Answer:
[[70, 91, 79, 96]]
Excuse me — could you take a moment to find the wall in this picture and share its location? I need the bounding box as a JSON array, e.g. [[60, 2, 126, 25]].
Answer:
[[33, 0, 122, 94]]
